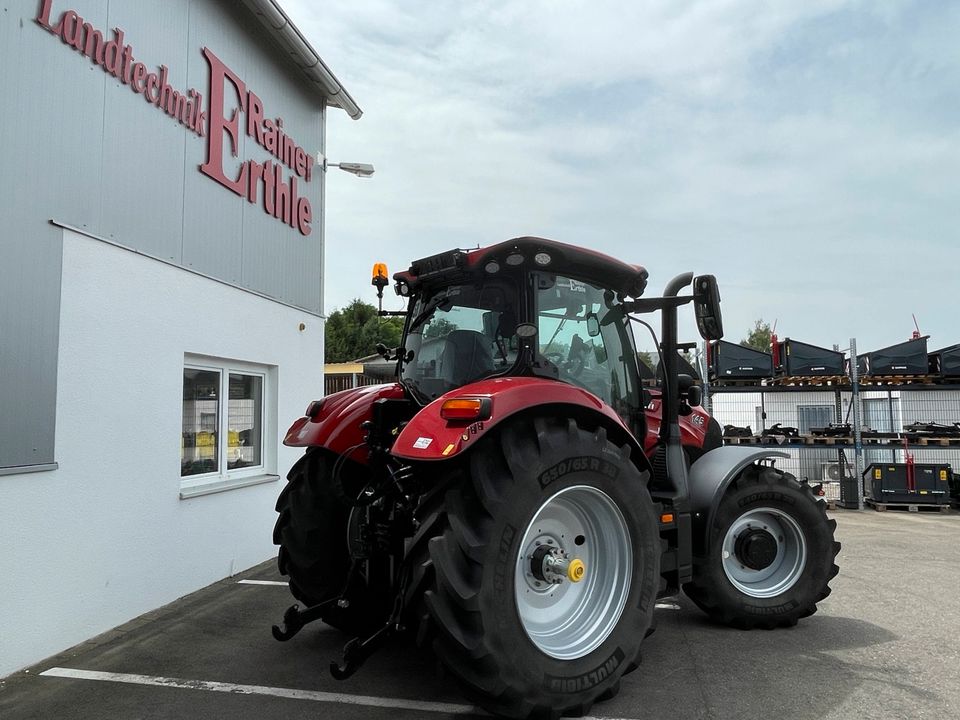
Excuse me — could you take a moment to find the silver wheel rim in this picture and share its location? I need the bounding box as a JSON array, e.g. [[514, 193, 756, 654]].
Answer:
[[721, 507, 807, 598], [514, 485, 632, 660]]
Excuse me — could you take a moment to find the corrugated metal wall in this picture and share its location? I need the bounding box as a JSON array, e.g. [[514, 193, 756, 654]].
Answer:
[[0, 0, 327, 468]]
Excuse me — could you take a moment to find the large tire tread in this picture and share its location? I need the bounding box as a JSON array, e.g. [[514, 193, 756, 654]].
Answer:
[[683, 464, 840, 630], [415, 416, 657, 719], [273, 448, 381, 635]]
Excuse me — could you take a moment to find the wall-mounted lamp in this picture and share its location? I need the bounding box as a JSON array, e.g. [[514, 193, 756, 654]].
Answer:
[[316, 153, 375, 178]]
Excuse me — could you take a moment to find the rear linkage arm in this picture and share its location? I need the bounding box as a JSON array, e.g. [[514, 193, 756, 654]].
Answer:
[[271, 558, 363, 642], [271, 561, 404, 681], [273, 463, 420, 679], [330, 546, 414, 680]]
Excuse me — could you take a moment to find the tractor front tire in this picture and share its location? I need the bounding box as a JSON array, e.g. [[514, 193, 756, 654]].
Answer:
[[273, 449, 374, 635], [683, 464, 840, 629], [422, 417, 660, 719]]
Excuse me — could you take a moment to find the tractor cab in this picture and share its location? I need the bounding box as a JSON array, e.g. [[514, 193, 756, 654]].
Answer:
[[387, 238, 651, 435]]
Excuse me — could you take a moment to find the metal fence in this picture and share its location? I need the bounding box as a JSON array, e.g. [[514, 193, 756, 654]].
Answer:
[[324, 372, 382, 395], [707, 383, 960, 508]]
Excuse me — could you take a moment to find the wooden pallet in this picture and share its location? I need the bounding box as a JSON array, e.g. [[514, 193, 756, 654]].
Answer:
[[806, 436, 853, 446], [861, 434, 900, 444], [858, 374, 938, 386], [865, 498, 950, 513], [767, 375, 849, 387], [901, 436, 960, 446], [710, 378, 766, 387]]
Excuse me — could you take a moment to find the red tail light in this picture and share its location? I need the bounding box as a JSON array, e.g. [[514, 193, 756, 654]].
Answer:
[[440, 397, 492, 421], [305, 400, 325, 419]]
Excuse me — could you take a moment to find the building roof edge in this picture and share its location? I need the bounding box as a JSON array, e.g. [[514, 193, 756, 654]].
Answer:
[[241, 0, 362, 119]]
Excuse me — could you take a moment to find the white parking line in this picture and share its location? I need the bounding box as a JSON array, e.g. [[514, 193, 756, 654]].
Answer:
[[237, 579, 288, 586], [39, 668, 478, 715], [39, 667, 639, 719]]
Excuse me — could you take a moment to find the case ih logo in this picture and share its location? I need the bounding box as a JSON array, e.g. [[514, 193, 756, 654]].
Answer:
[[36, 0, 315, 236]]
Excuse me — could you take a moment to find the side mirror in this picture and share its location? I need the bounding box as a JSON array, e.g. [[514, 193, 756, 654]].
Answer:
[[586, 312, 601, 337], [515, 323, 537, 339], [693, 275, 723, 341], [515, 322, 538, 356]]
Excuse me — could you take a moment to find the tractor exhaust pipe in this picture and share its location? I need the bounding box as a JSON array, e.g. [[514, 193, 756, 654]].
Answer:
[[659, 272, 694, 511]]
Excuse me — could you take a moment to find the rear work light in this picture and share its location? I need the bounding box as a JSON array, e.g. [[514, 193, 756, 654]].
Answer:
[[440, 397, 492, 421], [305, 400, 325, 419]]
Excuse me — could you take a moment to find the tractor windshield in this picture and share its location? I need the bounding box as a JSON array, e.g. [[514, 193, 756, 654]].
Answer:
[[401, 279, 520, 401], [535, 274, 644, 425]]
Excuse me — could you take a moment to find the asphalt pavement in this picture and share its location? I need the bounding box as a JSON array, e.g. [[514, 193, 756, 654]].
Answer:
[[2, 508, 958, 720]]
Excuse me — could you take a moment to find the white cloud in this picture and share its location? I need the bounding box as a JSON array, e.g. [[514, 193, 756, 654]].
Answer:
[[284, 0, 959, 350]]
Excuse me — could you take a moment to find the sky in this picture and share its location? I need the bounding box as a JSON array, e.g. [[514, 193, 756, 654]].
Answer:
[[284, 0, 958, 355]]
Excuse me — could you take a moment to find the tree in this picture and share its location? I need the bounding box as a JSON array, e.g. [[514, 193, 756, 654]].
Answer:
[[741, 319, 773, 352], [637, 350, 657, 372], [325, 299, 405, 363], [423, 317, 458, 340]]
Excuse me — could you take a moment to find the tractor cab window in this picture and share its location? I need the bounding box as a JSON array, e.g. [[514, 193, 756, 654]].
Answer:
[[536, 275, 642, 422], [401, 281, 519, 401]]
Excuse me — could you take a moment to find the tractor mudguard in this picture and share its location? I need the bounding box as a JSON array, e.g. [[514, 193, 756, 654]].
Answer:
[[391, 376, 644, 464], [688, 446, 789, 555], [283, 383, 406, 462]]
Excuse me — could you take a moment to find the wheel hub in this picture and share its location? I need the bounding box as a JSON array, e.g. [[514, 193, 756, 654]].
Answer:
[[720, 507, 807, 599], [734, 528, 778, 570], [529, 545, 586, 585], [514, 485, 632, 660]]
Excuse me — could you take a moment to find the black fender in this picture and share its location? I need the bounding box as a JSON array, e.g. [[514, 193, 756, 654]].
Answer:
[[688, 446, 790, 556]]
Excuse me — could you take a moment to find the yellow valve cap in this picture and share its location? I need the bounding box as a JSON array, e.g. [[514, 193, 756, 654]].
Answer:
[[567, 559, 586, 583]]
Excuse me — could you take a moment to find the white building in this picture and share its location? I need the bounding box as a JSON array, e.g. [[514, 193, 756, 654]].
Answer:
[[0, 0, 359, 676]]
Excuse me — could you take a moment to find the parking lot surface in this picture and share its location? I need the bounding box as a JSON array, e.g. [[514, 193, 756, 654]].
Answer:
[[2, 508, 959, 720]]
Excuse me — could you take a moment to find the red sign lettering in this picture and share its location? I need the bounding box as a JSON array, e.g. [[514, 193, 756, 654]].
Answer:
[[36, 0, 314, 237]]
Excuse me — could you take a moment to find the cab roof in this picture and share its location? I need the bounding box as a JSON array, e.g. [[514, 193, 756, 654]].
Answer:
[[396, 236, 648, 299]]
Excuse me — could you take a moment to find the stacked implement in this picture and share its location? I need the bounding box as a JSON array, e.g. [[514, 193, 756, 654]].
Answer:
[[708, 340, 772, 382], [864, 462, 952, 511], [774, 338, 845, 377], [857, 337, 929, 377]]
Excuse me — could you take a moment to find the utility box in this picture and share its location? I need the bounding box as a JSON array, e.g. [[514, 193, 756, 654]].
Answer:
[[775, 338, 845, 376], [709, 340, 773, 381], [929, 344, 960, 378], [857, 337, 929, 376], [863, 463, 952, 505]]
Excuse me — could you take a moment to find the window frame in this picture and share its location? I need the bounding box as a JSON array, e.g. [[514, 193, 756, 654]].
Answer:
[[180, 356, 277, 500]]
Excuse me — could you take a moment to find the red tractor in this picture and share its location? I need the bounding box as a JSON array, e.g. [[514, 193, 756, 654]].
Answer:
[[272, 237, 839, 718]]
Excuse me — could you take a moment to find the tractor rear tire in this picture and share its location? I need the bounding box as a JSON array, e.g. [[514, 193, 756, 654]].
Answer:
[[273, 449, 378, 635], [682, 464, 840, 629], [421, 417, 660, 719]]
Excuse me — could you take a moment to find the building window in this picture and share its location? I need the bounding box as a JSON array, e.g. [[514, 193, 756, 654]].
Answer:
[[227, 373, 262, 470], [797, 404, 834, 435], [182, 369, 222, 477], [181, 358, 276, 499]]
